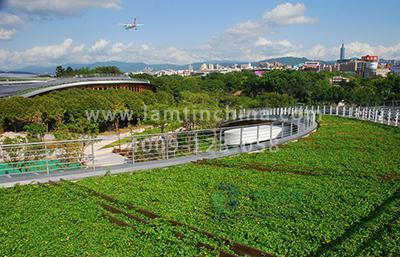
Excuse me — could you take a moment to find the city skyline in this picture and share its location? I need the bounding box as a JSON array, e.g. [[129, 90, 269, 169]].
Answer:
[[0, 0, 400, 69]]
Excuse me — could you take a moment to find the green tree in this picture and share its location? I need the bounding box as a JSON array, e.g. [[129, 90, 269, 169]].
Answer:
[[55, 66, 65, 77], [24, 123, 46, 140]]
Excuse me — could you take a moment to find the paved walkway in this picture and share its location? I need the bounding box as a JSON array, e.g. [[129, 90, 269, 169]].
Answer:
[[84, 128, 146, 167]]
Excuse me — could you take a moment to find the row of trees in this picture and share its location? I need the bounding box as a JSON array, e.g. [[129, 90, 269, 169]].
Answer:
[[0, 70, 399, 138], [55, 66, 123, 77], [133, 70, 400, 106]]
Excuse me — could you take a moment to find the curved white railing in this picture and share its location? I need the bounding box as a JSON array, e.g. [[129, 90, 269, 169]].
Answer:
[[0, 105, 398, 186]]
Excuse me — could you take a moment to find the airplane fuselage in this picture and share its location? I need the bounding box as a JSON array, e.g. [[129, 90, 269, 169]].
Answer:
[[125, 25, 138, 30]]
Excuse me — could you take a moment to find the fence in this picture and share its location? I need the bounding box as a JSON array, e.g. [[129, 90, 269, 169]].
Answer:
[[0, 139, 96, 176], [0, 105, 398, 178], [130, 113, 315, 163]]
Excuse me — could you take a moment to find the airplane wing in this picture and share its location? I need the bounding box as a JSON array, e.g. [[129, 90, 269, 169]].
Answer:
[[118, 23, 131, 26]]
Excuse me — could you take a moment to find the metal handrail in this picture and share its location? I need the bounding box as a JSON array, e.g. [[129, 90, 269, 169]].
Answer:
[[3, 104, 398, 179]]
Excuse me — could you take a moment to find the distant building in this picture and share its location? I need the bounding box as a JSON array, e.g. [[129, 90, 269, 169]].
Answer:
[[322, 64, 334, 72], [330, 76, 350, 85], [376, 67, 391, 77], [360, 55, 379, 78], [254, 69, 268, 76], [303, 61, 321, 72], [338, 60, 363, 74], [340, 43, 346, 61], [361, 55, 378, 62], [240, 63, 252, 70], [200, 63, 207, 71], [392, 65, 400, 76]]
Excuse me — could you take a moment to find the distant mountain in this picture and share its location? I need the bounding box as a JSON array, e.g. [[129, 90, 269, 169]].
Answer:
[[0, 70, 37, 76], [17, 56, 388, 74], [258, 57, 311, 66], [17, 61, 190, 74], [16, 65, 53, 74]]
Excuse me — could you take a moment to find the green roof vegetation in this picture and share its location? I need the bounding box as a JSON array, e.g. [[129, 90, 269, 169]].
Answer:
[[1, 116, 399, 256]]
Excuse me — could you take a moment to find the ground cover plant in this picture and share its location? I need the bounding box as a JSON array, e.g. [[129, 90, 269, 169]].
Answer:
[[1, 116, 399, 256]]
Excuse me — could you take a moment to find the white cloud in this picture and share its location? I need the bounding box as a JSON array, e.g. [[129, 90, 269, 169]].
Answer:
[[194, 2, 317, 61], [0, 13, 22, 27], [0, 38, 200, 69], [1, 3, 399, 69], [0, 28, 16, 40], [165, 46, 199, 64], [263, 3, 318, 26], [255, 37, 295, 49], [0, 0, 121, 40], [0, 13, 22, 40], [6, 0, 121, 16], [1, 38, 400, 70], [225, 21, 264, 37], [91, 39, 110, 52], [0, 49, 9, 62], [292, 42, 400, 60], [110, 42, 126, 54]]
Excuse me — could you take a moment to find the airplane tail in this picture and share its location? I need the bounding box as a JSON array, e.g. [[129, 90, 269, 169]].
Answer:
[[133, 18, 137, 26]]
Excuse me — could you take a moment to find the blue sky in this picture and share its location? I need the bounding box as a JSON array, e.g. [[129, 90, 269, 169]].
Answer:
[[0, 0, 399, 69]]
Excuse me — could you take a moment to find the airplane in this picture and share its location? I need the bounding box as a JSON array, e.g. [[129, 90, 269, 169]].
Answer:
[[119, 18, 143, 30]]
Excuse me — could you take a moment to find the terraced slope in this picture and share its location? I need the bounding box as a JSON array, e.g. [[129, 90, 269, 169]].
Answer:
[[1, 116, 399, 256]]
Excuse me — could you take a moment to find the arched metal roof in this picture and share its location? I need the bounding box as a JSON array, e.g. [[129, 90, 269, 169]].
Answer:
[[0, 76, 151, 98]]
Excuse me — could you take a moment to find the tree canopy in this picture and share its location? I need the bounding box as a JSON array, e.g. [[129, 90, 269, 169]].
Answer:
[[1, 70, 399, 137]]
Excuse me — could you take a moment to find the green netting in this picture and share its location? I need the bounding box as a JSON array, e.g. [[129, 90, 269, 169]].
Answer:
[[0, 160, 82, 175]]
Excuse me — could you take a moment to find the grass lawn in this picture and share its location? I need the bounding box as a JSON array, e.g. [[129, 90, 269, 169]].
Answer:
[[1, 116, 399, 256]]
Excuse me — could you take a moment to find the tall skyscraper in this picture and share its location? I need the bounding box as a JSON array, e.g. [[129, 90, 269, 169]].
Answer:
[[340, 43, 346, 61]]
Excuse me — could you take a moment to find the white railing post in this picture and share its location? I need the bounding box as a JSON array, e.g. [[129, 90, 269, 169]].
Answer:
[[363, 107, 366, 119], [305, 111, 309, 129], [195, 132, 199, 154], [290, 122, 293, 136], [165, 134, 169, 160], [395, 111, 399, 127], [342, 106, 346, 117], [336, 105, 339, 116], [219, 130, 223, 151], [364, 107, 367, 120], [45, 143, 49, 175], [270, 121, 273, 141], [297, 118, 300, 134], [256, 125, 260, 145], [240, 127, 243, 147], [381, 109, 385, 124], [387, 110, 391, 125], [131, 137, 136, 164], [329, 106, 333, 115]]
